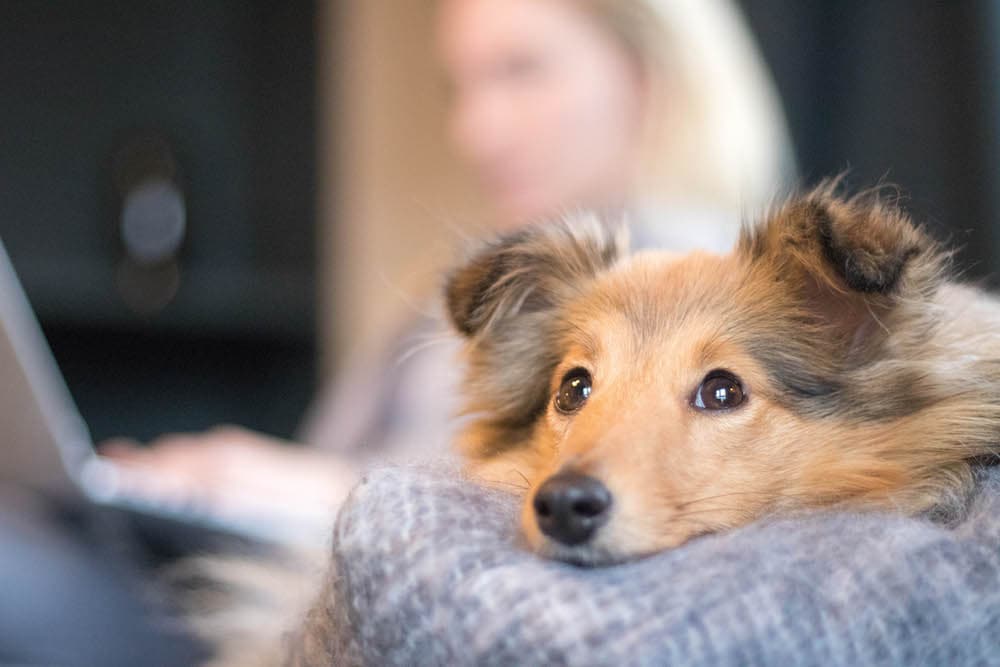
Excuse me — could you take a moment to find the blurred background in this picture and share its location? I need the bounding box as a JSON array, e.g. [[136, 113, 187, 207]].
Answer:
[[1, 0, 998, 444]]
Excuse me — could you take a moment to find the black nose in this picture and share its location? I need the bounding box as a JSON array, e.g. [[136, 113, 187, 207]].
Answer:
[[533, 472, 612, 546]]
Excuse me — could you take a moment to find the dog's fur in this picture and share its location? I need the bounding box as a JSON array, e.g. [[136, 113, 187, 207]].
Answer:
[[446, 184, 1000, 564]]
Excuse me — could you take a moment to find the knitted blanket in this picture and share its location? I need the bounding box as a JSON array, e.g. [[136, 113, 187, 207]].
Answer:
[[285, 465, 1000, 666]]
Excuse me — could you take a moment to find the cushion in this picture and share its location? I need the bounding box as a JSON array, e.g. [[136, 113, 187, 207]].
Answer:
[[286, 464, 1000, 666]]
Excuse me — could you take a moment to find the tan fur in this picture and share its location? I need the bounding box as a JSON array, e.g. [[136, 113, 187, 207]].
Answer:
[[447, 185, 1000, 564]]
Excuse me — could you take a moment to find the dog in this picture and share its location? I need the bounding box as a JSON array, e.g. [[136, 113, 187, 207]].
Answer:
[[201, 185, 1000, 666], [445, 183, 1000, 566]]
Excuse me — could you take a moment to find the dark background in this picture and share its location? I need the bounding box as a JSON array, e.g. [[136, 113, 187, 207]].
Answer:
[[1, 1, 997, 442], [741, 0, 1000, 278], [0, 1, 317, 442]]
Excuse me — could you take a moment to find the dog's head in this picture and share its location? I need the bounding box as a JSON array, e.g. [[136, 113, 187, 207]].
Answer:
[[446, 187, 986, 564]]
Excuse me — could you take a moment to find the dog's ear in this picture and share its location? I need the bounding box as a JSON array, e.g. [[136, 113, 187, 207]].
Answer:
[[739, 184, 945, 357], [446, 213, 627, 338], [445, 214, 626, 458]]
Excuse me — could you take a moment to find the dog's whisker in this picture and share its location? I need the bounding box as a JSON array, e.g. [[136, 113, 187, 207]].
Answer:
[[667, 507, 761, 523], [670, 489, 821, 510], [392, 335, 457, 368], [475, 476, 530, 492]]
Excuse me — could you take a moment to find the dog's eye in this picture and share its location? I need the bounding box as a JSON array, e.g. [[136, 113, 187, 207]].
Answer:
[[555, 368, 592, 414], [693, 371, 745, 411]]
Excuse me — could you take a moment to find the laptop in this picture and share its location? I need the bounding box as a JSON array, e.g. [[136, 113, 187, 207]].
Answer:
[[0, 238, 328, 547]]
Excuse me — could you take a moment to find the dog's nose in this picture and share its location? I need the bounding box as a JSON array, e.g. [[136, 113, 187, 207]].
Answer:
[[533, 472, 612, 545]]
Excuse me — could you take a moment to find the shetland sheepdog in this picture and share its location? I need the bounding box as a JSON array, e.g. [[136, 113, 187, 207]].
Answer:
[[445, 184, 1000, 565], [202, 186, 1000, 666]]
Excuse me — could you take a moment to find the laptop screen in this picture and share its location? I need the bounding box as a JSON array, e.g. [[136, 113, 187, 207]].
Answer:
[[0, 238, 94, 499]]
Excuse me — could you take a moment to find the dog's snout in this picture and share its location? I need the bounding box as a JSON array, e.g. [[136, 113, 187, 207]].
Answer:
[[533, 472, 612, 545]]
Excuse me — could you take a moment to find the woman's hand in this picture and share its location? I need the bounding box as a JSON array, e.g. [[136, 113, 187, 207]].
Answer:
[[99, 426, 358, 529]]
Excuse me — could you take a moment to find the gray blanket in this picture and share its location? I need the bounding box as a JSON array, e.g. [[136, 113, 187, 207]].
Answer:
[[287, 465, 1000, 666]]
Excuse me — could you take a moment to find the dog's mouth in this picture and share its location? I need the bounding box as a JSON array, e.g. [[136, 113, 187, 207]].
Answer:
[[531, 526, 716, 566], [523, 469, 731, 564], [524, 480, 717, 565], [533, 539, 624, 567]]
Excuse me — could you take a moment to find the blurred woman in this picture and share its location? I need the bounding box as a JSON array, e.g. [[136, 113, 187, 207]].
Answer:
[[439, 0, 792, 229], [105, 0, 794, 543]]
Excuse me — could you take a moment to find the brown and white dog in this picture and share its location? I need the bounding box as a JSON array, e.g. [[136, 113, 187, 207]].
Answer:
[[205, 186, 1000, 667], [445, 184, 1000, 566]]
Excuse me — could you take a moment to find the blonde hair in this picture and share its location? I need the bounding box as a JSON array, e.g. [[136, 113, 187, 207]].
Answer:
[[579, 0, 796, 212]]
